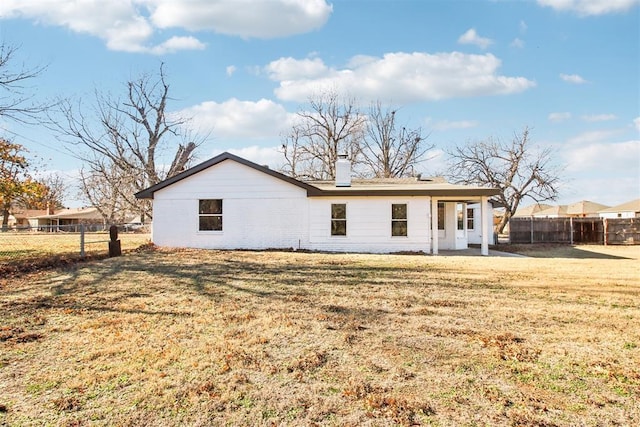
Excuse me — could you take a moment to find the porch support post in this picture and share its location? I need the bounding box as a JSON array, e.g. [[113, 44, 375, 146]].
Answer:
[[431, 198, 439, 255], [480, 196, 489, 256]]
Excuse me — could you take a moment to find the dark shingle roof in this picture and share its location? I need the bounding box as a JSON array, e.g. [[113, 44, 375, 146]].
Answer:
[[135, 152, 499, 200]]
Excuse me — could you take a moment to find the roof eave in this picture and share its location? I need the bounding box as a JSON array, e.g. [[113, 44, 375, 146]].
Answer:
[[135, 152, 320, 199], [133, 152, 499, 200], [308, 188, 499, 197]]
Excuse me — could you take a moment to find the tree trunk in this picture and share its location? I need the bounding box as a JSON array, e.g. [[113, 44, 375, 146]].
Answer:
[[1, 203, 10, 232], [496, 212, 511, 235]]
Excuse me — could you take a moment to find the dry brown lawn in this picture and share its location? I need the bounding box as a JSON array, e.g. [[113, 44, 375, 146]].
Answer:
[[1, 245, 638, 426], [0, 232, 151, 264]]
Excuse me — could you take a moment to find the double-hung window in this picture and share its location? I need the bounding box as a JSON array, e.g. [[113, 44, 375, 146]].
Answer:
[[199, 199, 223, 231], [391, 204, 408, 236], [467, 208, 475, 230], [331, 203, 347, 236]]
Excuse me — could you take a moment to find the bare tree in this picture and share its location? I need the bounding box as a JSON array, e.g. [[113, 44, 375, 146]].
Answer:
[[77, 161, 134, 223], [361, 102, 433, 178], [40, 173, 68, 210], [0, 42, 49, 123], [280, 126, 304, 178], [18, 172, 68, 211], [280, 90, 366, 180], [50, 64, 204, 222], [446, 127, 561, 234]]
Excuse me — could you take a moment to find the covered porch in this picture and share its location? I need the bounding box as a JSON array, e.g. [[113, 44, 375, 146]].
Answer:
[[430, 196, 493, 256]]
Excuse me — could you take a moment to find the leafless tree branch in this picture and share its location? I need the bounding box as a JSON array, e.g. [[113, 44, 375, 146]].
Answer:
[[446, 127, 562, 233], [48, 63, 205, 222], [361, 102, 433, 178], [279, 90, 366, 180], [0, 42, 52, 124]]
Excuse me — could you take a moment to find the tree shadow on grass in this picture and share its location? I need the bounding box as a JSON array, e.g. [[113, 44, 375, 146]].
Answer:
[[5, 295, 192, 318], [493, 244, 636, 260], [1, 250, 440, 317]]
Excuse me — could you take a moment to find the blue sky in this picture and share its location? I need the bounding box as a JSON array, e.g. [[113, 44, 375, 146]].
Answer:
[[0, 0, 638, 208]]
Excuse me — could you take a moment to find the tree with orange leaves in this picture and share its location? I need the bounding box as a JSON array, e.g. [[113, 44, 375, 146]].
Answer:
[[0, 138, 47, 231]]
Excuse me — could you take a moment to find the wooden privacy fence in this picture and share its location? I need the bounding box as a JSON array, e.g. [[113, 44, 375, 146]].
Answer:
[[509, 217, 639, 245]]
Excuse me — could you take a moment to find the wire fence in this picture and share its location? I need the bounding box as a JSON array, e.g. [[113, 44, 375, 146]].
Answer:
[[0, 224, 151, 272]]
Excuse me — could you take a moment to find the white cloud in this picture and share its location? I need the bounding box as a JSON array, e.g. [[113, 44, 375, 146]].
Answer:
[[226, 65, 237, 77], [149, 36, 206, 55], [537, 0, 640, 16], [417, 148, 448, 176], [510, 38, 525, 48], [559, 132, 640, 205], [566, 129, 623, 144], [430, 119, 479, 131], [581, 114, 617, 122], [149, 0, 332, 38], [560, 176, 639, 206], [0, 0, 155, 52], [0, 0, 332, 53], [549, 112, 572, 122], [268, 52, 536, 103], [560, 73, 588, 84], [457, 28, 494, 49], [177, 98, 295, 139], [222, 146, 285, 169], [563, 139, 640, 173], [346, 55, 379, 69], [265, 57, 329, 81], [633, 117, 640, 131]]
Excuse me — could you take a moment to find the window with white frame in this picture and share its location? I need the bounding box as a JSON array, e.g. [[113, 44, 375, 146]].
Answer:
[[331, 203, 347, 236], [456, 203, 465, 230], [199, 199, 223, 231], [467, 208, 475, 230], [392, 204, 408, 236]]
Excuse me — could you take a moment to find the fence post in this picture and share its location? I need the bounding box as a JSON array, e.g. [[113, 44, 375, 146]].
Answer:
[[570, 217, 574, 245], [530, 217, 534, 244], [80, 223, 85, 257], [603, 218, 608, 246], [109, 225, 122, 257]]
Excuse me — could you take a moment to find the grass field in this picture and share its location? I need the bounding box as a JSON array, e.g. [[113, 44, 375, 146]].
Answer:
[[0, 232, 151, 269], [1, 245, 638, 426]]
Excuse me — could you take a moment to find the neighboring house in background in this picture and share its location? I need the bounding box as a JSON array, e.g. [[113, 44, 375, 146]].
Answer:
[[598, 199, 640, 219], [29, 207, 105, 230], [503, 202, 554, 236], [566, 200, 610, 217], [529, 200, 610, 218], [135, 152, 499, 255], [15, 210, 49, 227], [513, 203, 553, 217], [533, 205, 568, 218], [0, 209, 48, 228]]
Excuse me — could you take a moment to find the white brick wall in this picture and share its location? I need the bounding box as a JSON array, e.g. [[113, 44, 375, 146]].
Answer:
[[148, 158, 491, 253], [467, 201, 495, 245], [308, 197, 431, 253], [151, 160, 309, 250]]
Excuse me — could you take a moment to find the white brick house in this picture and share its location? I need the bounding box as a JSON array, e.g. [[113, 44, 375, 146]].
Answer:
[[135, 152, 499, 255]]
